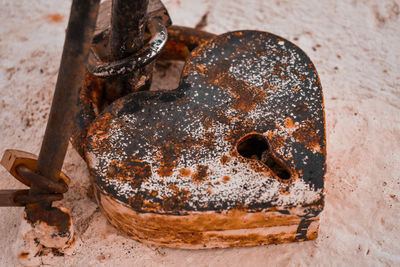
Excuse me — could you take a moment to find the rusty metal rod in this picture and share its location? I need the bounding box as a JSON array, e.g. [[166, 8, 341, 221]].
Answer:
[[17, 166, 68, 194], [35, 0, 100, 194], [0, 190, 23, 207], [110, 0, 149, 60], [103, 0, 151, 104]]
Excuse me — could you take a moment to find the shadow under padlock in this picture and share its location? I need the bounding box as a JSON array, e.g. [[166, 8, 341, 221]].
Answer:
[[72, 0, 326, 249]]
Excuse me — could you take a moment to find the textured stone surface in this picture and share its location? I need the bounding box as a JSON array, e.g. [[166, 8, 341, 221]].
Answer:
[[0, 0, 399, 265]]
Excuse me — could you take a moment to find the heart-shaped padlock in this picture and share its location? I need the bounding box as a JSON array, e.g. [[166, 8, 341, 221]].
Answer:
[[81, 30, 326, 249]]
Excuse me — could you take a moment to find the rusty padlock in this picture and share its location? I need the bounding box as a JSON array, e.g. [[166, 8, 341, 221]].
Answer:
[[72, 2, 327, 248]]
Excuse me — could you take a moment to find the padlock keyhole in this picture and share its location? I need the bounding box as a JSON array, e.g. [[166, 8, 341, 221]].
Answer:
[[236, 133, 291, 180]]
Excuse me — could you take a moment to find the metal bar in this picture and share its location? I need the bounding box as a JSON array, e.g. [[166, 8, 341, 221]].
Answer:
[[35, 0, 100, 193], [17, 166, 68, 194], [104, 0, 151, 104], [0, 190, 22, 207], [110, 0, 149, 60]]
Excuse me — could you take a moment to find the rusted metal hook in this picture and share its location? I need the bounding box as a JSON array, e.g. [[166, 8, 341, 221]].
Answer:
[[0, 165, 67, 207]]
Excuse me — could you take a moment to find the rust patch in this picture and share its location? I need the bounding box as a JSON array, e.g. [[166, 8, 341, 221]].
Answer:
[[45, 14, 63, 23], [18, 252, 29, 259], [222, 176, 230, 183], [158, 166, 174, 177], [220, 155, 231, 165], [203, 62, 268, 113], [160, 26, 216, 61], [106, 158, 151, 187], [284, 118, 295, 129], [179, 168, 192, 177], [162, 188, 191, 212], [25, 204, 71, 234], [192, 165, 209, 183], [268, 135, 285, 151], [96, 191, 320, 249], [292, 120, 322, 153]]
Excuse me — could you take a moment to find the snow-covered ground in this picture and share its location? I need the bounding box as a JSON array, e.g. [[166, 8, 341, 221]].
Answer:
[[0, 0, 399, 266]]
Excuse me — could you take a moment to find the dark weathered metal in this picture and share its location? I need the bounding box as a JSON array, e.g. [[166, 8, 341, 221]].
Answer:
[[17, 166, 68, 194], [35, 0, 100, 192], [73, 26, 212, 158], [0, 190, 63, 207], [107, 0, 149, 103], [0, 190, 24, 207], [85, 0, 172, 106], [110, 0, 149, 60], [89, 24, 214, 77], [0, 0, 100, 209], [15, 191, 63, 206], [84, 30, 326, 248], [88, 16, 167, 78]]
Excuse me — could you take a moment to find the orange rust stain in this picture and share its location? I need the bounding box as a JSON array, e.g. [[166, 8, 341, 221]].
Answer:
[[45, 14, 63, 23], [295, 103, 308, 113], [161, 40, 190, 60], [248, 160, 269, 174], [284, 118, 295, 129], [168, 184, 179, 191], [220, 155, 231, 165], [25, 205, 71, 234], [105, 158, 150, 187], [203, 117, 212, 130], [179, 168, 192, 177], [196, 64, 205, 73], [18, 252, 29, 259], [201, 132, 216, 150], [142, 200, 161, 212], [307, 230, 318, 240], [98, 190, 320, 249], [269, 136, 285, 150], [292, 120, 322, 153], [151, 130, 216, 179], [230, 84, 267, 113], [192, 165, 209, 183], [202, 61, 267, 113], [273, 63, 288, 76], [222, 176, 230, 183], [158, 166, 174, 177], [162, 188, 191, 212], [279, 186, 290, 195], [263, 80, 279, 91], [156, 141, 179, 177], [130, 195, 144, 210]]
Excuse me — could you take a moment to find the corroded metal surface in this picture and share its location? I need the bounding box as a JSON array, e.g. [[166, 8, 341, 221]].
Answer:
[[72, 26, 214, 158], [160, 25, 216, 61], [83, 30, 326, 248], [86, 0, 172, 108], [0, 0, 99, 256], [88, 16, 168, 78], [109, 0, 149, 60], [36, 0, 100, 186], [95, 187, 321, 248]]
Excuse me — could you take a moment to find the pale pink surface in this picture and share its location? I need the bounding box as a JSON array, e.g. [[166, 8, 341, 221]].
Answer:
[[0, 0, 399, 266]]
